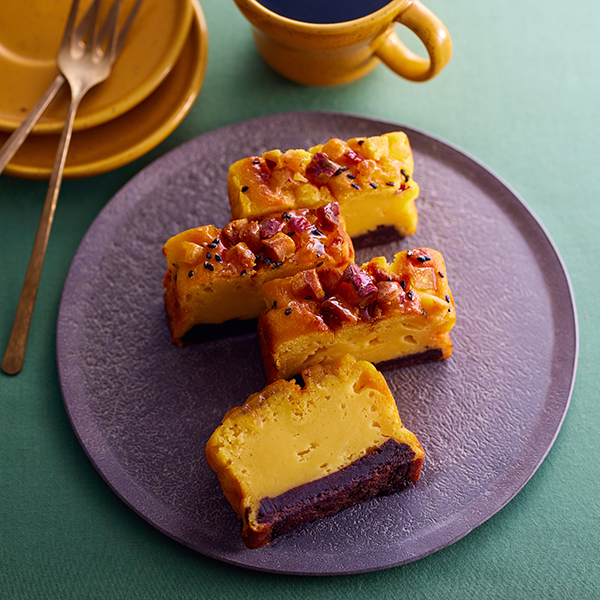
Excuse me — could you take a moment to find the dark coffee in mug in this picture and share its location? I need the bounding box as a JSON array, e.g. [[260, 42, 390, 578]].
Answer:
[[234, 0, 452, 86], [257, 0, 393, 24]]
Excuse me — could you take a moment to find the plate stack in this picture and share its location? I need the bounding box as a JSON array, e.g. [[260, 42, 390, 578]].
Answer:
[[0, 0, 208, 178]]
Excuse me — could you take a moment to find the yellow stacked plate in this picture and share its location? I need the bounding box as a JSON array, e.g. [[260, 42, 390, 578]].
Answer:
[[0, 0, 208, 178]]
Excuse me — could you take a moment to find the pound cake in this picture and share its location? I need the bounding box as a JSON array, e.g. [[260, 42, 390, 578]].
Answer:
[[163, 202, 353, 344], [257, 248, 456, 382], [228, 132, 420, 247], [205, 354, 424, 549]]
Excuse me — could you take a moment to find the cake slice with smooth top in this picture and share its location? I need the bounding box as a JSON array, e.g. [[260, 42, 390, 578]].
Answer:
[[205, 355, 424, 549]]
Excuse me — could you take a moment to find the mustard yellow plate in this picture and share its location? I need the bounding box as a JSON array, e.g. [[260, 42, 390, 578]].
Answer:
[[0, 0, 194, 134], [1, 0, 207, 179]]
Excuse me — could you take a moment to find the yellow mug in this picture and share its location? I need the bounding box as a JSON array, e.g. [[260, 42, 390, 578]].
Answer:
[[233, 0, 452, 86]]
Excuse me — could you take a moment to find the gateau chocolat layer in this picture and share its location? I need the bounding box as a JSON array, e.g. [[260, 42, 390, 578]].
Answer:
[[205, 355, 424, 549], [257, 248, 456, 382], [227, 132, 420, 247], [163, 202, 353, 345]]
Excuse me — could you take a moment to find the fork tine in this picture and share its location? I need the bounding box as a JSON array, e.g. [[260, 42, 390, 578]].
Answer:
[[101, 0, 123, 60], [82, 0, 103, 56], [102, 0, 142, 56], [115, 0, 143, 54], [59, 0, 81, 53]]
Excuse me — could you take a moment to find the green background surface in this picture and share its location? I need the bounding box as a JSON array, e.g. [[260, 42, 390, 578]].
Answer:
[[1, 0, 598, 598]]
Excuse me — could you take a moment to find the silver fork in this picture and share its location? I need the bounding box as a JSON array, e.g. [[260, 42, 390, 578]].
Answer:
[[2, 0, 127, 375]]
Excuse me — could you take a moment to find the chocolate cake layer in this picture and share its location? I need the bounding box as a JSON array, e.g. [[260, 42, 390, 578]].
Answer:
[[377, 348, 445, 371], [274, 348, 445, 385], [178, 317, 258, 344], [253, 438, 419, 547], [351, 224, 402, 249]]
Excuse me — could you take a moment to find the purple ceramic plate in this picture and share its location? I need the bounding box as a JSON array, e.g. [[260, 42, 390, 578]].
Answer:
[[56, 111, 578, 575]]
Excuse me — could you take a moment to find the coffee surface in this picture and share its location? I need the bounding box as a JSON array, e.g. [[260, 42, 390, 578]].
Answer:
[[258, 0, 392, 24]]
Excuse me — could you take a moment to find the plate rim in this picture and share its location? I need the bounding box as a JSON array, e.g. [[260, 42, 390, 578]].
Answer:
[[56, 110, 579, 575]]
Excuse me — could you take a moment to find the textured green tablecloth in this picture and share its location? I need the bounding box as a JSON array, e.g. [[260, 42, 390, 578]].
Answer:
[[1, 0, 598, 597]]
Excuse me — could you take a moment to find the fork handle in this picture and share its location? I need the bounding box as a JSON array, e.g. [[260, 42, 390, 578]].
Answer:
[[1, 94, 82, 375], [0, 75, 66, 175]]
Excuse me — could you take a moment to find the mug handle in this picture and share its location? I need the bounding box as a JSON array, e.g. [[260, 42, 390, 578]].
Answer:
[[374, 0, 452, 82]]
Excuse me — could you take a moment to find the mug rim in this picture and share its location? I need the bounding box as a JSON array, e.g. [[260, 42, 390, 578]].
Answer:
[[235, 0, 409, 30]]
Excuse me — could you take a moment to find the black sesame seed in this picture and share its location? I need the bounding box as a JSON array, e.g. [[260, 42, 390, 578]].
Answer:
[[400, 280, 406, 289], [401, 169, 410, 182], [241, 185, 249, 192], [252, 159, 260, 164], [316, 261, 324, 268], [206, 252, 212, 259], [272, 261, 284, 268], [417, 255, 431, 263], [407, 250, 413, 257], [282, 212, 291, 221], [347, 173, 356, 179], [207, 243, 216, 249], [439, 271, 445, 278], [287, 231, 296, 236], [262, 257, 272, 264], [188, 270, 194, 278], [241, 269, 247, 276], [445, 294, 451, 303], [215, 254, 223, 262], [407, 291, 414, 300], [304, 295, 313, 300], [311, 228, 323, 236], [358, 139, 364, 145], [272, 301, 277, 308], [448, 308, 452, 312], [351, 183, 360, 190], [204, 262, 214, 271], [285, 308, 292, 315], [386, 181, 395, 186], [213, 238, 220, 245], [334, 168, 343, 176], [422, 309, 427, 316], [369, 182, 378, 189]]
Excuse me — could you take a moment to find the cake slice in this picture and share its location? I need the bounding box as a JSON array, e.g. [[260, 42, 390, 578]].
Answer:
[[228, 132, 420, 247], [257, 248, 456, 382], [163, 202, 353, 345], [205, 354, 424, 549]]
